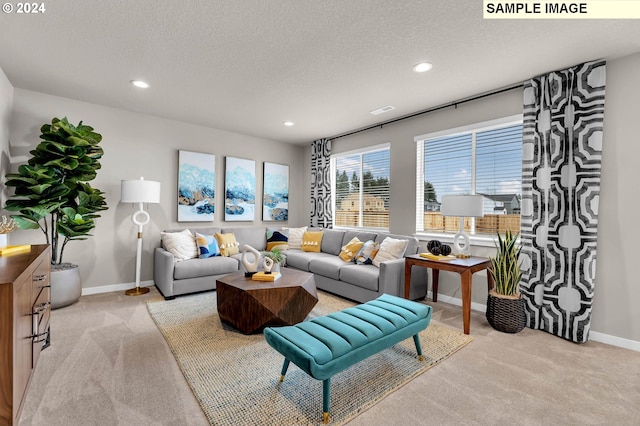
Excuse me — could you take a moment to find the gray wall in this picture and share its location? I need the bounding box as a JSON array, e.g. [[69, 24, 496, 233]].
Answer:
[[6, 88, 307, 289], [321, 52, 640, 342], [0, 67, 13, 215]]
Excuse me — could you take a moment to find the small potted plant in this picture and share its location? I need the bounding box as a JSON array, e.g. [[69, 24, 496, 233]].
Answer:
[[261, 247, 286, 272], [486, 230, 526, 333]]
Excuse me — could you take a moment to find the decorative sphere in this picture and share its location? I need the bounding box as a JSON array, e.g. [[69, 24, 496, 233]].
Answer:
[[427, 240, 442, 254], [439, 244, 452, 256], [430, 246, 441, 255]]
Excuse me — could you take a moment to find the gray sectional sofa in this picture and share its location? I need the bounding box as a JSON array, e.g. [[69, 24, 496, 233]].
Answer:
[[153, 226, 428, 303]]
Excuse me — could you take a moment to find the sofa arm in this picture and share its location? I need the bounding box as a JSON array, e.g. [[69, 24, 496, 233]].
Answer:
[[378, 258, 406, 297], [154, 247, 176, 298]]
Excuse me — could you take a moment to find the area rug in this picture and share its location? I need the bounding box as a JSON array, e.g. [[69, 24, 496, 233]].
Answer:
[[147, 291, 472, 425]]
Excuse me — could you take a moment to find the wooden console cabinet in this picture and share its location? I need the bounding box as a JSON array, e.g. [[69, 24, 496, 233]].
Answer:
[[0, 245, 51, 425]]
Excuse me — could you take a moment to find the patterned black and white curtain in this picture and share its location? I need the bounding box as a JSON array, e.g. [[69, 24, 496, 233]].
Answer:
[[310, 138, 332, 228], [520, 60, 606, 343]]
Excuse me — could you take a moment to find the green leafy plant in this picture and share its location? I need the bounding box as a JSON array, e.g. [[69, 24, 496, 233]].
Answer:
[[4, 117, 108, 265], [489, 230, 522, 296], [261, 247, 286, 265]]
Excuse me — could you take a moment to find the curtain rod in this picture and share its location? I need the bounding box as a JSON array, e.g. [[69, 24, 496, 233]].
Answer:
[[328, 83, 524, 141]]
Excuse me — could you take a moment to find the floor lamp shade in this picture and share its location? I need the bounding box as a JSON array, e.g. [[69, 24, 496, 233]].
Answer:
[[121, 178, 161, 204], [121, 177, 161, 296], [441, 195, 484, 256]]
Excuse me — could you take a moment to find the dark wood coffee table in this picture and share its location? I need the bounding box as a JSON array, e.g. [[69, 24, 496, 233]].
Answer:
[[216, 269, 318, 334]]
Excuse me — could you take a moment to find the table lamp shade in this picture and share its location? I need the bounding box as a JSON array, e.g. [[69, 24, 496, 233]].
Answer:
[[441, 195, 484, 217], [121, 178, 161, 204]]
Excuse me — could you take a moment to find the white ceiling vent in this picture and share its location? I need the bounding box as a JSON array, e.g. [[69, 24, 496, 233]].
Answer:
[[370, 105, 395, 115]]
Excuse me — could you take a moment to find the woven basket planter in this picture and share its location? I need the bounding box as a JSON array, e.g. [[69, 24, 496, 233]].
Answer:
[[486, 290, 526, 333]]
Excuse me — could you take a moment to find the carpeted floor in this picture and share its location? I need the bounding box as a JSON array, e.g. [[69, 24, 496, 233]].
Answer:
[[146, 291, 472, 425], [18, 286, 640, 425]]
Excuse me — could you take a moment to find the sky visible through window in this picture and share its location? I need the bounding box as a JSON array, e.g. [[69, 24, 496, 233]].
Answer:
[[335, 150, 390, 180], [423, 124, 522, 202]]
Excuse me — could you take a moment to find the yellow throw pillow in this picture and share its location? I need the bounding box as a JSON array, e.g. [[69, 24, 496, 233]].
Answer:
[[301, 231, 323, 253], [215, 232, 240, 257], [339, 237, 364, 262]]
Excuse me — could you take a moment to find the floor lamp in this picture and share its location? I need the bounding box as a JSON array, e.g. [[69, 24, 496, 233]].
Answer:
[[441, 195, 484, 258], [121, 177, 161, 296]]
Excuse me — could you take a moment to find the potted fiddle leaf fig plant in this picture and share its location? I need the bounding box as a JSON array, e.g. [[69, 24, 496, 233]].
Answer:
[[486, 230, 526, 333], [4, 117, 108, 308]]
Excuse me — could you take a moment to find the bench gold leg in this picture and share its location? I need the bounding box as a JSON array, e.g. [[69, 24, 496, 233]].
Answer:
[[323, 412, 329, 424], [279, 375, 285, 382], [419, 355, 424, 362]]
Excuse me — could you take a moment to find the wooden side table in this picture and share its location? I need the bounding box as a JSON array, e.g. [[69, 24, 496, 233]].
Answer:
[[404, 254, 493, 335]]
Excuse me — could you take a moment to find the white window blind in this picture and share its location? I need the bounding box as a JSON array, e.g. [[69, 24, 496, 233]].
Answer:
[[415, 117, 523, 235], [332, 145, 390, 230]]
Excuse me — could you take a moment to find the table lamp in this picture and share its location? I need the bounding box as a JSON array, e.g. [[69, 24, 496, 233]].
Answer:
[[121, 177, 161, 296], [441, 195, 484, 258]]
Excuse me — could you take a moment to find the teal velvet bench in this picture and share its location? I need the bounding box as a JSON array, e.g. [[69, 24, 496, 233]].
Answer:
[[264, 293, 432, 423]]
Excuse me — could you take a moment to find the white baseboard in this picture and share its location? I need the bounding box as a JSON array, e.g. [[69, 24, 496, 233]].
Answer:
[[588, 331, 640, 352], [81, 280, 155, 296], [426, 291, 488, 313], [426, 291, 640, 352]]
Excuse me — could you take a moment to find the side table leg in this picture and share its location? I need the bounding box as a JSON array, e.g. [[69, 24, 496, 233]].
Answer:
[[431, 269, 439, 302], [461, 270, 472, 335], [404, 262, 412, 299]]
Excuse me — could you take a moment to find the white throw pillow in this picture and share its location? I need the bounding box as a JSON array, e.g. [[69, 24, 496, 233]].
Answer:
[[161, 229, 198, 261], [372, 237, 409, 267], [284, 226, 307, 250]]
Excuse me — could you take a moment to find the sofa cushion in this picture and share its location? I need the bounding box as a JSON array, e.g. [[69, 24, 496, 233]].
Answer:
[[173, 256, 239, 280], [161, 227, 221, 249], [161, 229, 198, 261], [375, 233, 419, 256], [339, 237, 364, 262], [302, 231, 323, 252], [339, 264, 379, 291], [372, 237, 409, 267], [195, 232, 220, 258], [285, 250, 331, 271], [215, 232, 240, 256], [342, 231, 377, 248], [309, 256, 349, 280], [355, 240, 380, 265], [266, 228, 289, 251], [285, 226, 307, 249], [222, 227, 267, 251], [320, 229, 346, 255]]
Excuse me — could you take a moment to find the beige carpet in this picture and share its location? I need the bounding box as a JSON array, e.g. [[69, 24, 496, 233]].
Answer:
[[18, 287, 640, 425], [147, 291, 472, 425]]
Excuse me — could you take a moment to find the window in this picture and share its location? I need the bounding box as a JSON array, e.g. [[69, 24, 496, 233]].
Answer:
[[332, 144, 390, 230], [415, 116, 523, 236]]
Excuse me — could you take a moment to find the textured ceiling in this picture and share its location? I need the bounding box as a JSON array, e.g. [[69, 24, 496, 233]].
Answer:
[[1, 1, 639, 145]]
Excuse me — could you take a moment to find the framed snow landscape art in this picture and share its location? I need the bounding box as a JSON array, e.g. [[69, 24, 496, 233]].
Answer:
[[225, 156, 256, 221], [177, 150, 215, 222], [263, 162, 289, 221]]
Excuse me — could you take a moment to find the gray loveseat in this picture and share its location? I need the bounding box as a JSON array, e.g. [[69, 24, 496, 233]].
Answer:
[[153, 226, 427, 303]]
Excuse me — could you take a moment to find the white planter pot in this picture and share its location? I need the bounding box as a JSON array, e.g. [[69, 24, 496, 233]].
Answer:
[[51, 264, 82, 309]]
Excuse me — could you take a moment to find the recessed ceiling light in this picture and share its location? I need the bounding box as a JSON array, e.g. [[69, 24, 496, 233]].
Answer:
[[131, 80, 150, 89], [283, 121, 295, 127], [412, 62, 433, 73]]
